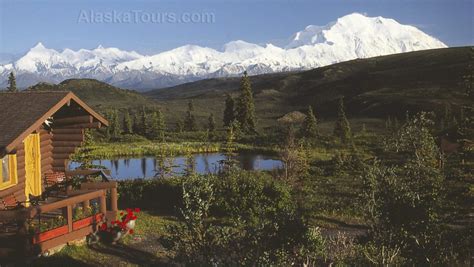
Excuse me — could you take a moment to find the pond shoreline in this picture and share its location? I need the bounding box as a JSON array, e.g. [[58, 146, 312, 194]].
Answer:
[[72, 141, 281, 161], [70, 150, 283, 180]]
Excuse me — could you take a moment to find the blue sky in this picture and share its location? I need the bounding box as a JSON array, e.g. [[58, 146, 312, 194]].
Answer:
[[0, 0, 472, 56]]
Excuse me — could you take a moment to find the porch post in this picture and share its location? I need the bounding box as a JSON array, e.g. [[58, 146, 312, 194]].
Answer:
[[67, 205, 73, 233], [110, 187, 118, 213], [99, 191, 106, 215]]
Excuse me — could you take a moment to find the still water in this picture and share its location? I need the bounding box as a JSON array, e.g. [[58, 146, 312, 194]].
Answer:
[[69, 152, 283, 180]]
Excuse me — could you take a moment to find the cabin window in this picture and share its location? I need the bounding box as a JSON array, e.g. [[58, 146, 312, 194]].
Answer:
[[0, 155, 18, 189]]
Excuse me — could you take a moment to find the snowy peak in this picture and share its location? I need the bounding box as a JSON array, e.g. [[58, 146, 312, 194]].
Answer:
[[1, 13, 448, 89], [286, 13, 446, 50], [286, 25, 329, 48], [31, 42, 47, 51], [14, 43, 144, 73]]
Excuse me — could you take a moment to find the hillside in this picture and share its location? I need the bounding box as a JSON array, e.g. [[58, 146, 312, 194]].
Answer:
[[146, 47, 473, 129], [27, 79, 156, 110]]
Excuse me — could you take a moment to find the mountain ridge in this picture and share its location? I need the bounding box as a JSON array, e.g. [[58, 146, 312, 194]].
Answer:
[[146, 46, 472, 128], [0, 13, 447, 90]]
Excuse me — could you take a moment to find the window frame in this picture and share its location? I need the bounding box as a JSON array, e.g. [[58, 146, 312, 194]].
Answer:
[[0, 154, 18, 190]]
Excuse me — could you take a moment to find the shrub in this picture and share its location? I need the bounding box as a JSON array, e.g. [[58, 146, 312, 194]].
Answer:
[[161, 169, 318, 265], [118, 178, 183, 214]]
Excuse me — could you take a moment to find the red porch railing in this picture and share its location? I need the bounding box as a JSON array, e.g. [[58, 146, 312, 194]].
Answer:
[[0, 181, 118, 255]]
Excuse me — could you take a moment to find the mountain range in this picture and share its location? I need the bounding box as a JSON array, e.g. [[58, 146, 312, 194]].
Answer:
[[0, 13, 447, 90]]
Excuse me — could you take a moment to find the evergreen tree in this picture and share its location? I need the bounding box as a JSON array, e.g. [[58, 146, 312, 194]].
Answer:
[[123, 110, 133, 134], [104, 110, 111, 140], [207, 113, 216, 139], [236, 71, 257, 134], [175, 119, 184, 133], [140, 107, 148, 136], [148, 110, 165, 140], [7, 72, 17, 92], [132, 112, 141, 135], [184, 101, 197, 131], [223, 94, 235, 127], [300, 105, 318, 138], [148, 111, 159, 139], [157, 109, 166, 141], [333, 97, 352, 143], [109, 109, 121, 139]]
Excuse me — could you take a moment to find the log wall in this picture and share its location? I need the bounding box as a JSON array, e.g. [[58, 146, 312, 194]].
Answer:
[[0, 112, 99, 200], [0, 127, 53, 201]]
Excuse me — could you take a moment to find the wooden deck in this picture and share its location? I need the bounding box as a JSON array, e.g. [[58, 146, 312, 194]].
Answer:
[[0, 180, 118, 263]]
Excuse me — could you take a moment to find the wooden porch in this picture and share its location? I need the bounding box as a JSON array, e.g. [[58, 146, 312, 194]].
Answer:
[[0, 173, 118, 262]]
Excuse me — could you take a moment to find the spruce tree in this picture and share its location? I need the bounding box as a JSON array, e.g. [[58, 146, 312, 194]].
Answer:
[[236, 71, 257, 134], [148, 111, 159, 139], [132, 112, 141, 135], [140, 107, 148, 136], [300, 105, 318, 138], [148, 110, 165, 140], [207, 113, 216, 139], [111, 109, 121, 139], [333, 97, 352, 143], [7, 72, 17, 92], [123, 110, 133, 134], [157, 109, 166, 141], [223, 94, 235, 127], [104, 110, 112, 140], [175, 119, 184, 133], [184, 101, 197, 131]]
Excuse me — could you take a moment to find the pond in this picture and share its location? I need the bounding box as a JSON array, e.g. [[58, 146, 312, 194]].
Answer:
[[69, 152, 283, 180]]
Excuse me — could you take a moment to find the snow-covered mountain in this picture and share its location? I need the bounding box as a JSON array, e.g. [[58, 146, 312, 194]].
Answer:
[[0, 13, 447, 90]]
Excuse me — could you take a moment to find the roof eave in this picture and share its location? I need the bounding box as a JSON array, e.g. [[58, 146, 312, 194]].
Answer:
[[3, 92, 109, 154]]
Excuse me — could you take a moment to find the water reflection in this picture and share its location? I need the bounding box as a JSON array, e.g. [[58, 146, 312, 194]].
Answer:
[[70, 152, 283, 180]]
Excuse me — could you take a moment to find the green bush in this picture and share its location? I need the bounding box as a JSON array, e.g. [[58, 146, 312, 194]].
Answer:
[[118, 178, 183, 214], [160, 169, 326, 265]]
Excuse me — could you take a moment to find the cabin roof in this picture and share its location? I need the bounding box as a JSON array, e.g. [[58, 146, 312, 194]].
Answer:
[[0, 91, 108, 156]]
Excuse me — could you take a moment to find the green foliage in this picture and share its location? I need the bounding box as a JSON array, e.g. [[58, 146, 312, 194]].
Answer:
[[160, 174, 220, 265], [140, 107, 148, 136], [7, 72, 17, 92], [363, 112, 454, 264], [132, 112, 141, 135], [280, 125, 309, 183], [111, 110, 121, 138], [160, 170, 319, 266], [83, 129, 94, 146], [75, 141, 222, 160], [147, 109, 166, 141], [118, 178, 183, 213], [184, 101, 198, 131], [236, 71, 257, 134], [207, 113, 216, 139], [27, 78, 155, 110], [175, 118, 184, 133], [122, 110, 133, 134], [223, 93, 235, 127], [386, 112, 440, 165], [333, 97, 352, 143], [363, 160, 446, 264], [104, 109, 121, 140], [300, 105, 318, 139]]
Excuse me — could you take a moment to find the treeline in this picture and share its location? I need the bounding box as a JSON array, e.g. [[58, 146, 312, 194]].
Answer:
[[103, 107, 166, 141], [100, 71, 257, 142]]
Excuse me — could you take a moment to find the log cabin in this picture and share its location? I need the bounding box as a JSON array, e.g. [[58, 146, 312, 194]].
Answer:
[[0, 92, 118, 261]]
